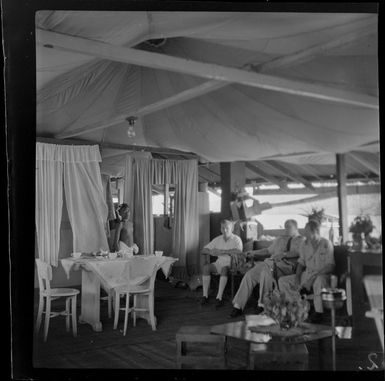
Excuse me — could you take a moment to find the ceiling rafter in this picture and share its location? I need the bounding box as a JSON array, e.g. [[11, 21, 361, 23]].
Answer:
[[348, 152, 380, 177], [41, 18, 378, 140], [35, 28, 378, 138], [245, 162, 290, 193], [263, 160, 316, 191]]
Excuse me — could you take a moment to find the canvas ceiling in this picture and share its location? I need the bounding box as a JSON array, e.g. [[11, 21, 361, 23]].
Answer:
[[36, 11, 379, 174]]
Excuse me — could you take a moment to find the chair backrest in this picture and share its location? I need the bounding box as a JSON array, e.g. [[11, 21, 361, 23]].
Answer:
[[128, 256, 161, 292], [333, 246, 349, 285], [35, 258, 52, 293]]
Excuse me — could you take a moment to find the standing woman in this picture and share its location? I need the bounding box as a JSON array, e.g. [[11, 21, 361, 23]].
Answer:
[[112, 203, 139, 254]]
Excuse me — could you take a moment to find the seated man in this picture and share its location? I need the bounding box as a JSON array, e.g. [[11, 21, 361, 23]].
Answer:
[[230, 219, 304, 318], [278, 220, 335, 324], [201, 219, 243, 308], [112, 203, 139, 254]]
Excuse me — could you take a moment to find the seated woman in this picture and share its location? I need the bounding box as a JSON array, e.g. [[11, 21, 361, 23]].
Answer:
[[111, 203, 139, 255]]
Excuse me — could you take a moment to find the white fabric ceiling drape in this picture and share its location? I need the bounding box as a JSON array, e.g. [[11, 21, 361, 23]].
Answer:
[[36, 11, 379, 168], [35, 143, 109, 266]]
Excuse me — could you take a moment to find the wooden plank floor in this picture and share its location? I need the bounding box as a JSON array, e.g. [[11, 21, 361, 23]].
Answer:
[[33, 278, 384, 370]]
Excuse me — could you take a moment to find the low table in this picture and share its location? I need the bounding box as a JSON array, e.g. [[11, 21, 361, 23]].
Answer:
[[210, 321, 333, 370]]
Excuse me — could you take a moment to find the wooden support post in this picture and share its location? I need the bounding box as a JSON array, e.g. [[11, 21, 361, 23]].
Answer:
[[336, 154, 349, 243], [220, 162, 245, 220], [164, 184, 169, 216]]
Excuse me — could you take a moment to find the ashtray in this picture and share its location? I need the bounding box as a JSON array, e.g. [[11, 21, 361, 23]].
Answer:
[[321, 288, 346, 301]]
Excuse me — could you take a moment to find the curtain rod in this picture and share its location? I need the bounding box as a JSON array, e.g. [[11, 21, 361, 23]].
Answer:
[[36, 136, 199, 159]]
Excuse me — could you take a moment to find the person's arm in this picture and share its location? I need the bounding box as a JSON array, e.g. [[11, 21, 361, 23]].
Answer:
[[312, 240, 335, 277], [217, 236, 243, 256], [217, 248, 243, 256], [294, 243, 306, 286], [247, 239, 275, 260], [201, 247, 219, 256], [113, 222, 122, 251], [295, 263, 305, 287]]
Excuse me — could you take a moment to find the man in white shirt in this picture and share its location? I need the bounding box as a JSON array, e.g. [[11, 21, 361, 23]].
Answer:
[[201, 219, 243, 308], [230, 219, 304, 317], [278, 219, 335, 323]]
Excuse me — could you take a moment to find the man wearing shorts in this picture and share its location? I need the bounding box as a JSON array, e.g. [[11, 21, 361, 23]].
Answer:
[[201, 219, 243, 308]]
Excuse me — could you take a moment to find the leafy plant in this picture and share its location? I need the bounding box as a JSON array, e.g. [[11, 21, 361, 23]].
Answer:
[[349, 215, 374, 241], [305, 206, 326, 224], [263, 290, 310, 329]]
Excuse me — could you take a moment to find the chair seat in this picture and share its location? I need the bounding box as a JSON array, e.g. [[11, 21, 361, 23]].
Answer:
[[43, 288, 80, 297], [117, 284, 151, 294]]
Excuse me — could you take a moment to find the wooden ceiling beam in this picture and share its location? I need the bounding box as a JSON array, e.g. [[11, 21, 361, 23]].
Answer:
[[47, 18, 378, 139], [245, 162, 290, 193], [37, 28, 378, 114], [348, 152, 380, 177], [263, 160, 316, 191]]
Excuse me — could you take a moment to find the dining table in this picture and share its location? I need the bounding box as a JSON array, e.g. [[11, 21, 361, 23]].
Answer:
[[61, 254, 178, 332]]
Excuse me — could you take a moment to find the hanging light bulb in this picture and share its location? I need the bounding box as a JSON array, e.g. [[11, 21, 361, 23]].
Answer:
[[126, 116, 137, 138]]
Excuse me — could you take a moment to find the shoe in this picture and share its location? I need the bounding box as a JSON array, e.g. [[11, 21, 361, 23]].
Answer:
[[200, 296, 209, 305], [309, 312, 324, 324], [253, 306, 264, 315], [215, 299, 224, 308], [229, 307, 243, 318]]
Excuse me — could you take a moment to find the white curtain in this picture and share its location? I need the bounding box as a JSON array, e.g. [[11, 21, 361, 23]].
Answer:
[[128, 158, 199, 279], [133, 158, 154, 256], [35, 143, 64, 266], [62, 146, 109, 253], [172, 160, 199, 278], [123, 154, 134, 212], [35, 143, 109, 265]]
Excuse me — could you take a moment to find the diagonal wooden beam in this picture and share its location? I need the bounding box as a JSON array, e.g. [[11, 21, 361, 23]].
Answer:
[[37, 28, 378, 111], [56, 80, 227, 139], [251, 17, 377, 72], [245, 162, 289, 192], [50, 18, 378, 139], [269, 192, 335, 208], [263, 160, 316, 191], [348, 152, 380, 176]]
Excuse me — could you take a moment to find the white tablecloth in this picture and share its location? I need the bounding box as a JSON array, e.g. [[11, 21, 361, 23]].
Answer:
[[61, 255, 178, 290]]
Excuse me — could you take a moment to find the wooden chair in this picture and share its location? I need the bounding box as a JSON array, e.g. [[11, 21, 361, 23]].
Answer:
[[364, 275, 384, 350], [249, 342, 309, 370], [35, 259, 79, 342], [176, 325, 227, 369], [113, 260, 159, 335], [100, 287, 114, 318]]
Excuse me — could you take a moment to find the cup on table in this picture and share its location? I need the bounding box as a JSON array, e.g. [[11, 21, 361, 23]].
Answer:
[[71, 252, 82, 259], [155, 250, 163, 257], [108, 252, 117, 260]]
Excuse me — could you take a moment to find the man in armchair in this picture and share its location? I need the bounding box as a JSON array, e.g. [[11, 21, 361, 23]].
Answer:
[[200, 219, 243, 308], [229, 219, 304, 317], [278, 219, 335, 323]]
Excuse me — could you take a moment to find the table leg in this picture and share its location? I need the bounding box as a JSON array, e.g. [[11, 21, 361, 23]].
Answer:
[[318, 338, 326, 370], [331, 307, 336, 371], [247, 342, 253, 370], [134, 294, 157, 327], [79, 269, 103, 332], [350, 253, 364, 325]]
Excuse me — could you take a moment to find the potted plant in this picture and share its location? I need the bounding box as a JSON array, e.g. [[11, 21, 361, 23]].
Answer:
[[306, 206, 326, 224], [263, 290, 310, 330], [349, 215, 375, 249]]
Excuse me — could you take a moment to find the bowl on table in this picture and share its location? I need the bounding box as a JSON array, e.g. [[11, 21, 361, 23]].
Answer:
[[108, 252, 118, 260], [71, 252, 82, 259], [155, 251, 163, 257]]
